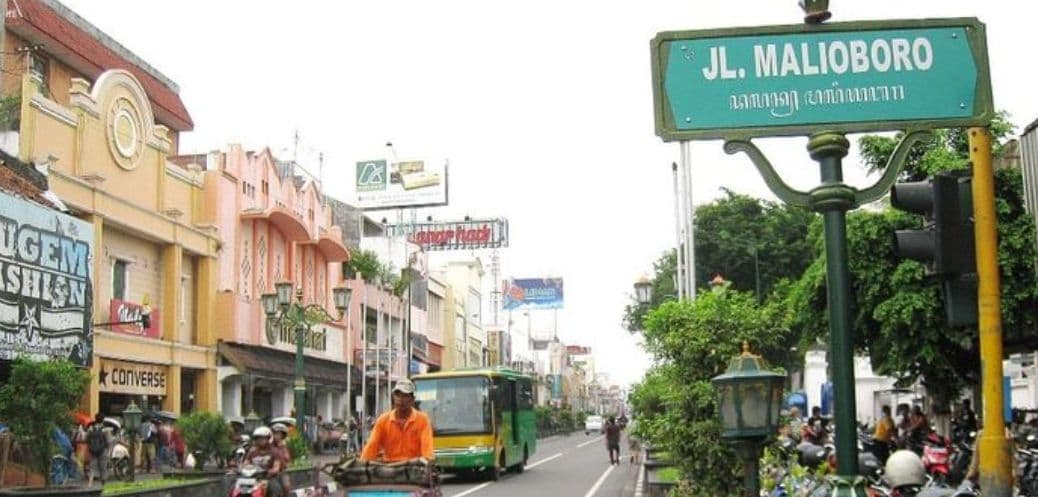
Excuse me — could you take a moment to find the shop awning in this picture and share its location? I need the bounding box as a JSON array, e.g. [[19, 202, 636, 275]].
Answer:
[[218, 341, 360, 388]]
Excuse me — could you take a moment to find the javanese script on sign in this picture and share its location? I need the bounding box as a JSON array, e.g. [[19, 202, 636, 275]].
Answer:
[[651, 18, 993, 140]]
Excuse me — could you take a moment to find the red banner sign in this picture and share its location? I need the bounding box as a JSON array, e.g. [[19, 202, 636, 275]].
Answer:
[[566, 345, 591, 355], [385, 218, 509, 251], [108, 299, 160, 339]]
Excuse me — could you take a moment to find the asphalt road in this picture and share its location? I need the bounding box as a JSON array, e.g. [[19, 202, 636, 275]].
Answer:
[[439, 433, 640, 497]]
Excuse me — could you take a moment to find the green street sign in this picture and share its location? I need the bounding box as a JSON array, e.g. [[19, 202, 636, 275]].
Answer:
[[651, 18, 993, 141]]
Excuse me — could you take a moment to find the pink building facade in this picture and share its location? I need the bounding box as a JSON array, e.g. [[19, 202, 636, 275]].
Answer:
[[177, 145, 356, 421]]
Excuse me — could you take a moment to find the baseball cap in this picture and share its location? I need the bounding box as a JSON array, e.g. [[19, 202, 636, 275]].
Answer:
[[393, 379, 415, 395]]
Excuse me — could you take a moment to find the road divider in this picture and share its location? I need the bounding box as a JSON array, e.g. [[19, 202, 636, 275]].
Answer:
[[582, 464, 616, 497]]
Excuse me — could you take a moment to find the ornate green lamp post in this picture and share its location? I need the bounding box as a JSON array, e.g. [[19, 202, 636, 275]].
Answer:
[[122, 400, 143, 482], [633, 276, 653, 305], [711, 342, 785, 497], [262, 283, 351, 435], [243, 410, 261, 435]]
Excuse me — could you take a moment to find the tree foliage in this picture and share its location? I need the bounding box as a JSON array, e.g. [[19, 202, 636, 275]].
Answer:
[[630, 287, 793, 497], [623, 190, 814, 332], [177, 410, 232, 470], [0, 358, 90, 486]]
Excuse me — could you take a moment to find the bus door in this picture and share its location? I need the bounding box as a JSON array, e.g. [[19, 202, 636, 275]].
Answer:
[[509, 379, 520, 444]]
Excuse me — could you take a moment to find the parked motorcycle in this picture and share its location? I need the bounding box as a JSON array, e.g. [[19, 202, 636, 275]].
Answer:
[[947, 431, 975, 485], [920, 433, 952, 487]]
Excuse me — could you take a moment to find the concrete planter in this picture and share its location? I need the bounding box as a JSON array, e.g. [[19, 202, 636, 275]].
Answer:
[[105, 479, 222, 497], [644, 466, 678, 497], [0, 487, 101, 497]]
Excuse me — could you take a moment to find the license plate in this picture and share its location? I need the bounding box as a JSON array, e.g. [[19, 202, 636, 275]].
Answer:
[[237, 478, 256, 485]]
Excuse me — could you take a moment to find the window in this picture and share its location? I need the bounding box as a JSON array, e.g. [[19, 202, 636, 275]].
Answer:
[[112, 259, 129, 301], [518, 379, 534, 409], [180, 276, 188, 324], [414, 377, 492, 435], [29, 53, 48, 83], [242, 182, 247, 194], [261, 181, 269, 195]]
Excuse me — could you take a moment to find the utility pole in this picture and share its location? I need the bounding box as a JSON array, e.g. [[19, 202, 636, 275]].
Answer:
[[970, 127, 1012, 497]]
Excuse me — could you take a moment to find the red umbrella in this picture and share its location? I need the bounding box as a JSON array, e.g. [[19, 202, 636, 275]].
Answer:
[[73, 411, 91, 426]]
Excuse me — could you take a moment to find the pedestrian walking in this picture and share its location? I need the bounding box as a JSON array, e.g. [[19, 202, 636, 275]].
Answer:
[[170, 425, 185, 468], [139, 418, 158, 473], [604, 416, 622, 465], [85, 413, 109, 486], [72, 422, 89, 477]]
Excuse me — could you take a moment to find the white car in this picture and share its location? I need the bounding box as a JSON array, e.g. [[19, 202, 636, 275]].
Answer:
[[584, 415, 604, 435]]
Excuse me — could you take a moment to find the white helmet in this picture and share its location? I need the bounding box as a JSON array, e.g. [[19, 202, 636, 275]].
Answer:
[[252, 426, 273, 439], [271, 423, 289, 435], [883, 450, 925, 488]]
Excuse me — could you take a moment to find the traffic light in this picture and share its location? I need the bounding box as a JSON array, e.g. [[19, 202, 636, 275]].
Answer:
[[890, 170, 977, 327]]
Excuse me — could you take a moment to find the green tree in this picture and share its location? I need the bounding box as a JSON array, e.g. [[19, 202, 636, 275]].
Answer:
[[630, 286, 792, 497], [0, 358, 90, 487], [176, 411, 232, 470], [693, 189, 814, 294], [622, 190, 814, 332]]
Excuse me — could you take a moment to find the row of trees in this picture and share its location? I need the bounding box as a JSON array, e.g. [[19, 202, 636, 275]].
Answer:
[[626, 115, 1038, 496]]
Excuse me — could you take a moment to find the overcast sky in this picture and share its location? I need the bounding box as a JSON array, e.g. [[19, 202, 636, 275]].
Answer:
[[58, 0, 1038, 387]]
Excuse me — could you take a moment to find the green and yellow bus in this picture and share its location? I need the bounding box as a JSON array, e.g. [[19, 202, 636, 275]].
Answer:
[[413, 367, 537, 480]]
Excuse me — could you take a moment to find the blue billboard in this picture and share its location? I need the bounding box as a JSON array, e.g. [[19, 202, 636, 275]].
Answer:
[[502, 278, 564, 310]]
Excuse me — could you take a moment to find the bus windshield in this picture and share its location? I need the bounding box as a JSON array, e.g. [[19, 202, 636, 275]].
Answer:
[[414, 376, 493, 435]]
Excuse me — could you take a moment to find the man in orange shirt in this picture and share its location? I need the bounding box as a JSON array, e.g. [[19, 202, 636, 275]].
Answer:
[[360, 379, 435, 462]]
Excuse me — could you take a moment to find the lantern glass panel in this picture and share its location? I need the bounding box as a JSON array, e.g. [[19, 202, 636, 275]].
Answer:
[[720, 385, 739, 430], [769, 382, 783, 426], [275, 282, 293, 306], [261, 293, 278, 317], [740, 383, 768, 430]]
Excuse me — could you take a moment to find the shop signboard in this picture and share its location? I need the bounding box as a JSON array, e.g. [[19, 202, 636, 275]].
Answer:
[[651, 18, 993, 141], [98, 358, 167, 396], [109, 299, 160, 339], [0, 192, 94, 366], [502, 278, 564, 310], [386, 218, 509, 251], [355, 159, 449, 210], [566, 345, 591, 355]]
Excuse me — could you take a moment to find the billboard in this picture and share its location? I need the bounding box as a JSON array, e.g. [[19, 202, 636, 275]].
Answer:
[[355, 159, 449, 210], [109, 299, 160, 339], [0, 192, 94, 366], [502, 278, 564, 310], [566, 345, 591, 356], [386, 218, 509, 251]]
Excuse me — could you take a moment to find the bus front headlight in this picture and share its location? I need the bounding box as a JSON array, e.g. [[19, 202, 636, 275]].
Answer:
[[467, 445, 492, 454]]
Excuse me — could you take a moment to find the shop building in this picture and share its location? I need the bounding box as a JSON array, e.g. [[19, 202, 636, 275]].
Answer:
[[187, 146, 355, 422], [3, 0, 219, 416]]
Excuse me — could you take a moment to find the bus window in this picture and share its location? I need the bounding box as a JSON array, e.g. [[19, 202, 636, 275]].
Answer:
[[414, 376, 493, 435], [519, 379, 534, 409]]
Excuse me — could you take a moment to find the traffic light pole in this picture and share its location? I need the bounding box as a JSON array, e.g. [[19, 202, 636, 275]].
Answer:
[[725, 129, 931, 497], [969, 127, 1012, 497]]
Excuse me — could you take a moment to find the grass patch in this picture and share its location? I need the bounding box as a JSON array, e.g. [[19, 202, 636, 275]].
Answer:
[[657, 466, 681, 483], [102, 477, 204, 496]]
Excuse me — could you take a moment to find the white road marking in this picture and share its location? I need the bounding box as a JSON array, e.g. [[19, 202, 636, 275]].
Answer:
[[527, 452, 563, 468], [582, 464, 616, 497], [635, 461, 645, 497], [450, 481, 493, 497], [577, 435, 605, 448]]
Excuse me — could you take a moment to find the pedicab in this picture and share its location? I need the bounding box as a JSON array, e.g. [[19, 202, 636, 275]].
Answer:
[[320, 456, 441, 497]]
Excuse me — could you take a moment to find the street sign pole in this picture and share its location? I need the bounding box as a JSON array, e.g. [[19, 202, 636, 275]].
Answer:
[[808, 132, 861, 493]]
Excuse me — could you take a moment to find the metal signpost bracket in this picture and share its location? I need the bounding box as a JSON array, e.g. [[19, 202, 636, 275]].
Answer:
[[724, 128, 931, 210]]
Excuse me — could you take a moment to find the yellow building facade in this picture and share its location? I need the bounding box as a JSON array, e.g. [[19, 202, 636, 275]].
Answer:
[[13, 69, 220, 416]]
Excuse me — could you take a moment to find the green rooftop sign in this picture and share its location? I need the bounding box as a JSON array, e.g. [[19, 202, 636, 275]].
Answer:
[[651, 18, 993, 141]]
